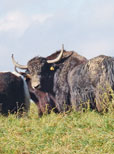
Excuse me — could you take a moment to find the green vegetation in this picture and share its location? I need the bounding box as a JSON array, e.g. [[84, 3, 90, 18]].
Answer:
[[0, 103, 114, 154]]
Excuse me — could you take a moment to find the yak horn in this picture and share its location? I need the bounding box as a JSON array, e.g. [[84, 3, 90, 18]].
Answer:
[[11, 54, 28, 69], [47, 44, 64, 63]]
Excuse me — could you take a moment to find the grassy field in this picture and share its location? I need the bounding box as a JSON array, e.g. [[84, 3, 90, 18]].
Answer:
[[0, 103, 114, 154]]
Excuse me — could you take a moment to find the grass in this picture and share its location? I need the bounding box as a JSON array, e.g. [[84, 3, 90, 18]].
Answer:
[[0, 103, 114, 154]]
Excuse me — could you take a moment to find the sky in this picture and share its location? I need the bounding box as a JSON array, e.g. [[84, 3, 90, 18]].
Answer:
[[0, 0, 114, 71]]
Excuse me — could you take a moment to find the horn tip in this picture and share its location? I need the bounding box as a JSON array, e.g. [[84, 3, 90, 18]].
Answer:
[[62, 44, 64, 50], [11, 54, 14, 58]]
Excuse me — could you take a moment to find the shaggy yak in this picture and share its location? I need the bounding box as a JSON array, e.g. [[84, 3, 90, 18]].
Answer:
[[12, 45, 114, 115], [0, 72, 30, 116]]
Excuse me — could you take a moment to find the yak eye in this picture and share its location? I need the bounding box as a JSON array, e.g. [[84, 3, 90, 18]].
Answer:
[[50, 66, 55, 71]]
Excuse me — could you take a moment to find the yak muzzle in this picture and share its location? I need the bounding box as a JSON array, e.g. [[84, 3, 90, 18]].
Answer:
[[31, 75, 41, 89]]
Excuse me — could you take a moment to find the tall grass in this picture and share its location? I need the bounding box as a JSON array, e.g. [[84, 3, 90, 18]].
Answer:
[[0, 103, 114, 154]]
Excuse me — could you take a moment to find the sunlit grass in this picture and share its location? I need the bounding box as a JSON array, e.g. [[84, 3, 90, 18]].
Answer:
[[0, 102, 114, 154]]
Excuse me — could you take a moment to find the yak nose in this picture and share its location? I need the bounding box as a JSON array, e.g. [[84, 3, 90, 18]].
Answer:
[[34, 85, 41, 89], [31, 81, 40, 89]]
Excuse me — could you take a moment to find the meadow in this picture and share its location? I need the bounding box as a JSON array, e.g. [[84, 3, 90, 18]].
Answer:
[[0, 103, 114, 154]]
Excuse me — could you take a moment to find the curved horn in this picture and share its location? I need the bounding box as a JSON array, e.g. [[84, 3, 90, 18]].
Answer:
[[47, 44, 64, 63], [11, 54, 28, 69], [15, 66, 31, 78]]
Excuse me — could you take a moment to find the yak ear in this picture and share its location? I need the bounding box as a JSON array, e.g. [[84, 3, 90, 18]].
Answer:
[[50, 66, 55, 71]]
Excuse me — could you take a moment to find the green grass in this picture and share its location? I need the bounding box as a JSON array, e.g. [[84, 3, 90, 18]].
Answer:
[[0, 103, 114, 154]]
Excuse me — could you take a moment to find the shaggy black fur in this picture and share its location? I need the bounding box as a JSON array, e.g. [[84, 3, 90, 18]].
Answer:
[[0, 72, 30, 115]]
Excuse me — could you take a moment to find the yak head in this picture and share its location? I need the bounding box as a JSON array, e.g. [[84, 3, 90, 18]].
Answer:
[[12, 45, 64, 91]]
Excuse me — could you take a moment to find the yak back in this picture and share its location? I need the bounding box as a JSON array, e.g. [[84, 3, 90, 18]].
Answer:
[[68, 55, 114, 112]]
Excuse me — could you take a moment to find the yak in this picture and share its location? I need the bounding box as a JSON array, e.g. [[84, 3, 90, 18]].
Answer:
[[29, 88, 57, 116], [0, 72, 30, 116], [20, 72, 57, 116], [12, 45, 87, 114], [12, 45, 114, 114]]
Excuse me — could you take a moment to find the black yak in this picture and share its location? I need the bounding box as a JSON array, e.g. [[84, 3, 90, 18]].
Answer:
[[0, 72, 30, 115]]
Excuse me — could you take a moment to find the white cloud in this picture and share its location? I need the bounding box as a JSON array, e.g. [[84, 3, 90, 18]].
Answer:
[[0, 11, 30, 37], [0, 0, 114, 71], [32, 14, 54, 23], [0, 11, 54, 37]]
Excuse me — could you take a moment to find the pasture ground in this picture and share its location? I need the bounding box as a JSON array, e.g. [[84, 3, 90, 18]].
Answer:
[[0, 103, 114, 154]]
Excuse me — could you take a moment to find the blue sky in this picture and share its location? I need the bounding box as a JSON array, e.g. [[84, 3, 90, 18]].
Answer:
[[0, 0, 114, 71]]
